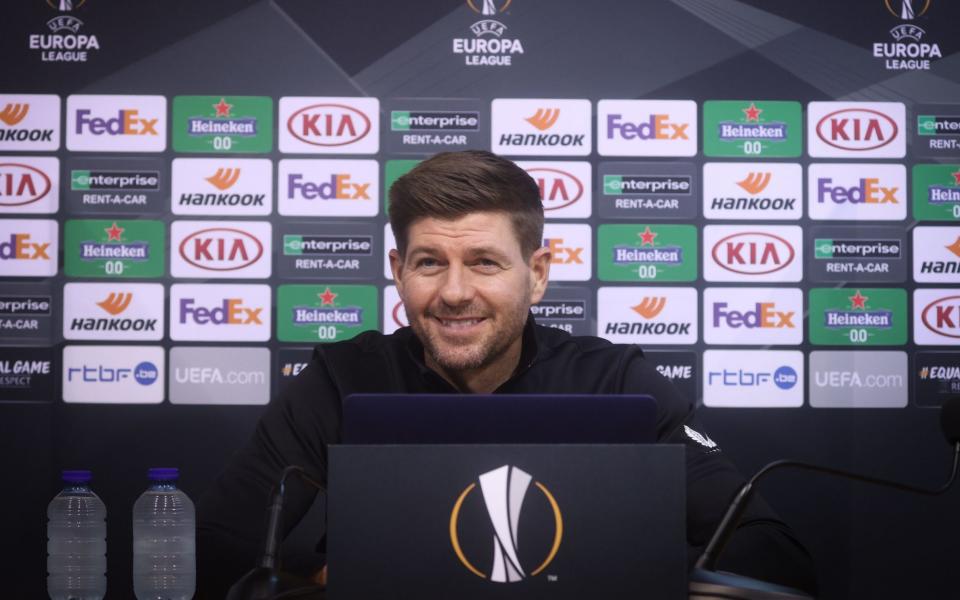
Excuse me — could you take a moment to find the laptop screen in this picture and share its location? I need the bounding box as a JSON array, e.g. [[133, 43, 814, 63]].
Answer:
[[341, 394, 658, 444]]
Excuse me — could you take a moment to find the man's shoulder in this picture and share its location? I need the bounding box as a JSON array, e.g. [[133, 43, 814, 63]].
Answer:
[[316, 328, 410, 360], [534, 323, 641, 361]]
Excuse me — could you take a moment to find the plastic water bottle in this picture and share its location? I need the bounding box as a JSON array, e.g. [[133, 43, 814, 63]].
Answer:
[[47, 469, 107, 600], [132, 468, 196, 600]]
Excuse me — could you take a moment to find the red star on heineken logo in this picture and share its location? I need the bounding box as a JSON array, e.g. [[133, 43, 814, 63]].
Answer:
[[639, 226, 658, 246], [742, 102, 762, 122], [318, 287, 337, 306], [849, 290, 868, 310], [213, 97, 233, 118], [104, 222, 124, 241], [951, 170, 960, 186]]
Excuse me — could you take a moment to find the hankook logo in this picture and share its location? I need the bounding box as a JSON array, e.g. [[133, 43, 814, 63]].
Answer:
[[450, 465, 562, 583]]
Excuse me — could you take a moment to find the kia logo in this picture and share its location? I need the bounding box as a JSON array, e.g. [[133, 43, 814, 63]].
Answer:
[[712, 232, 795, 275], [526, 167, 583, 211], [286, 103, 371, 147], [178, 227, 264, 271], [815, 108, 898, 152], [0, 163, 51, 206], [921, 295, 960, 339]]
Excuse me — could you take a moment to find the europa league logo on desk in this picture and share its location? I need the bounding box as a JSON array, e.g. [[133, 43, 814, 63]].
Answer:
[[449, 465, 563, 583]]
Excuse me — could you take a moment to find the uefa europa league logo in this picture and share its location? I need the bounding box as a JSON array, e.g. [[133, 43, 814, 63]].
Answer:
[[449, 465, 563, 583]]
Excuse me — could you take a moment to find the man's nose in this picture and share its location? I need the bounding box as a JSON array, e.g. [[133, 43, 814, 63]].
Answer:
[[438, 264, 475, 306]]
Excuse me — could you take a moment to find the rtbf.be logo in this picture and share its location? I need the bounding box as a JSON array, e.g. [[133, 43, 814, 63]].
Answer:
[[450, 465, 561, 583]]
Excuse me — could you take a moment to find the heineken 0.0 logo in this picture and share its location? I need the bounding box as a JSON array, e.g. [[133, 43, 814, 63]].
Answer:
[[808, 288, 906, 346], [172, 96, 273, 153], [64, 219, 165, 278], [702, 100, 802, 158], [597, 224, 697, 282], [912, 164, 960, 221], [276, 284, 377, 342]]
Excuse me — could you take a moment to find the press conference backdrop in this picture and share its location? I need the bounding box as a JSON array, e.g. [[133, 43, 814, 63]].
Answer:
[[2, 0, 959, 597]]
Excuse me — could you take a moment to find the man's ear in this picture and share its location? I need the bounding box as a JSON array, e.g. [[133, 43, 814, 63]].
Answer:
[[528, 245, 551, 305], [388, 249, 404, 294]]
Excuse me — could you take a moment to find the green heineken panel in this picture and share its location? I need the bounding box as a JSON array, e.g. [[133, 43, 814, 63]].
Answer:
[[912, 164, 960, 221], [277, 284, 378, 342], [172, 95, 273, 153], [808, 287, 907, 346], [702, 100, 802, 157], [597, 224, 697, 282], [383, 160, 420, 210], [64, 219, 165, 278]]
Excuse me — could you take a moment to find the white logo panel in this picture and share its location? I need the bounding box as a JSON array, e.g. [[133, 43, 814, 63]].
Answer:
[[66, 95, 167, 152], [703, 350, 804, 408], [913, 226, 960, 283], [597, 99, 697, 157], [170, 283, 271, 342], [491, 98, 591, 156], [597, 286, 698, 345], [63, 282, 164, 341], [0, 156, 59, 214], [914, 289, 960, 345], [277, 159, 379, 217], [278, 96, 379, 154], [172, 158, 273, 216], [807, 102, 905, 158], [0, 94, 61, 151], [703, 162, 802, 220], [382, 285, 408, 334], [807, 163, 906, 221], [0, 218, 58, 276], [703, 225, 803, 282], [63, 345, 165, 404], [543, 223, 592, 281], [516, 161, 592, 219], [170, 220, 272, 279], [703, 287, 803, 345]]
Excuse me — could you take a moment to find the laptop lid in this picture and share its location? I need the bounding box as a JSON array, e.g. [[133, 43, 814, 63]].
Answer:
[[340, 394, 658, 444]]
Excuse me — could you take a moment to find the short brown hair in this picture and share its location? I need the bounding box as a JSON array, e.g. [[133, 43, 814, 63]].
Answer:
[[388, 150, 543, 258]]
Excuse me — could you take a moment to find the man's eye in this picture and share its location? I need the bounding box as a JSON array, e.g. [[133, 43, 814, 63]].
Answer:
[[416, 258, 439, 268], [475, 259, 500, 269]]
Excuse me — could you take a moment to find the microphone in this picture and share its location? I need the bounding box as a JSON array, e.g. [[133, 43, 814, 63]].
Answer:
[[689, 396, 960, 600], [226, 466, 327, 600]]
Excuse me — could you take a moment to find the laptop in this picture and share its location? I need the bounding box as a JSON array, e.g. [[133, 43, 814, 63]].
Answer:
[[327, 394, 686, 600]]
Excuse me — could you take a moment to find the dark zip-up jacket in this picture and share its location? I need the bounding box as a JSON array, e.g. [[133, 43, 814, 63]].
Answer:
[[198, 318, 817, 597]]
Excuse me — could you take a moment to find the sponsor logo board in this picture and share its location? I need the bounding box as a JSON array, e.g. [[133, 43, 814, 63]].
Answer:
[[808, 226, 907, 283], [597, 100, 697, 157], [808, 163, 906, 221], [66, 95, 166, 152], [170, 284, 270, 342], [278, 159, 378, 217], [702, 100, 802, 158], [809, 288, 907, 346], [0, 94, 61, 151], [0, 285, 54, 342], [169, 346, 270, 405], [64, 219, 163, 278], [65, 157, 165, 214], [279, 222, 378, 279], [383, 160, 420, 211], [597, 286, 698, 345], [491, 99, 591, 156], [278, 347, 314, 388], [0, 156, 59, 214], [170, 220, 271, 279], [703, 225, 802, 282], [598, 224, 697, 282], [172, 158, 273, 216], [532, 286, 592, 336], [913, 104, 960, 157], [63, 282, 164, 341], [912, 164, 960, 221], [0, 347, 55, 403], [277, 284, 378, 342], [913, 226, 960, 283], [645, 350, 698, 403], [278, 97, 379, 154], [914, 289, 960, 345], [62, 345, 164, 404], [598, 162, 697, 220], [809, 351, 908, 408], [703, 287, 803, 345], [807, 102, 905, 158], [385, 99, 485, 152], [382, 285, 408, 334], [703, 350, 804, 407], [0, 219, 58, 277], [172, 95, 273, 153], [543, 223, 591, 281], [916, 352, 960, 406], [703, 162, 802, 220], [517, 161, 591, 219]]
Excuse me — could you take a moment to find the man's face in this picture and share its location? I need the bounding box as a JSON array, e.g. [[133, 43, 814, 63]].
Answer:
[[390, 212, 550, 376]]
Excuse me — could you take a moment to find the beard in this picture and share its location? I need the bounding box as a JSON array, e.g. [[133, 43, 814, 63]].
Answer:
[[411, 300, 529, 374]]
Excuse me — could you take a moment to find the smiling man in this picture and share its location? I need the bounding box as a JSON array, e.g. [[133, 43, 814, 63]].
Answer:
[[197, 150, 816, 597]]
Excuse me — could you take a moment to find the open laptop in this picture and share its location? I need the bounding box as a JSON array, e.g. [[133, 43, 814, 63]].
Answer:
[[327, 394, 686, 600]]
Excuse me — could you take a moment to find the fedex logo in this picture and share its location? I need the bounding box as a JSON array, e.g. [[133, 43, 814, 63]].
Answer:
[[0, 219, 58, 277], [170, 284, 271, 341], [543, 224, 591, 281], [704, 287, 802, 346], [544, 238, 584, 264], [0, 233, 50, 260], [278, 159, 378, 217], [67, 95, 166, 152], [598, 100, 697, 157], [808, 164, 906, 221], [807, 102, 905, 158]]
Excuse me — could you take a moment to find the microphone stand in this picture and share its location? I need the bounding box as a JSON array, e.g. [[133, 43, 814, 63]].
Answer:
[[227, 465, 327, 600]]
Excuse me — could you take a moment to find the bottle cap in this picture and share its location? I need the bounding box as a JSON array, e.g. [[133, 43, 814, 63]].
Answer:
[[147, 467, 179, 481], [62, 470, 92, 484]]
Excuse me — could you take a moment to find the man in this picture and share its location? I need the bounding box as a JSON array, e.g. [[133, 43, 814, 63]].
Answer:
[[198, 150, 816, 596]]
